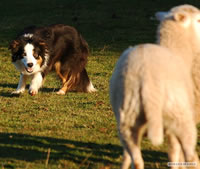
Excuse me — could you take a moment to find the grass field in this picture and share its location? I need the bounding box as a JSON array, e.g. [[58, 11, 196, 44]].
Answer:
[[0, 0, 200, 168]]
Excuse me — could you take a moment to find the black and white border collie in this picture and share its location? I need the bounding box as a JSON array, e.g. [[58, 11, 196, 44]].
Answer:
[[9, 24, 96, 95]]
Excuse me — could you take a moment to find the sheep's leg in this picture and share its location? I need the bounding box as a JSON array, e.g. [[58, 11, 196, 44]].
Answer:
[[121, 149, 131, 169], [120, 123, 146, 169], [167, 133, 186, 169], [175, 119, 200, 169]]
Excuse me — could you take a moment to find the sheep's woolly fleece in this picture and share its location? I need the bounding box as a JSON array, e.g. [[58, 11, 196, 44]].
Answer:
[[110, 4, 200, 169]]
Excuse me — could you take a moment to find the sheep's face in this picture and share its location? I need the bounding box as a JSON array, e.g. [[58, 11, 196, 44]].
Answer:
[[173, 11, 200, 40], [192, 13, 200, 40]]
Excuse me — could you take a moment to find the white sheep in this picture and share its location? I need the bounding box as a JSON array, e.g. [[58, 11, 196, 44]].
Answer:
[[110, 4, 200, 169]]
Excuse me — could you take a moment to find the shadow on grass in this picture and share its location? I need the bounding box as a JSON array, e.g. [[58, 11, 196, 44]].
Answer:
[[142, 150, 168, 163], [0, 83, 17, 97], [0, 83, 59, 97], [0, 83, 17, 89], [0, 132, 169, 168], [0, 132, 121, 167], [0, 83, 94, 97]]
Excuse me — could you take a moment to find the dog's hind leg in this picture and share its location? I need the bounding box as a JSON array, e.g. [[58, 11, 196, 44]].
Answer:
[[57, 72, 76, 95], [76, 68, 97, 93], [54, 61, 72, 95], [56, 68, 96, 94], [54, 61, 66, 84]]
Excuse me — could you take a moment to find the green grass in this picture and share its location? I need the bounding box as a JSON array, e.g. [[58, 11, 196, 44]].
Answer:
[[0, 0, 200, 168]]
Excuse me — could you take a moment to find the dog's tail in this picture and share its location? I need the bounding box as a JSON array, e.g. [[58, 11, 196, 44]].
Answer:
[[79, 34, 89, 58], [78, 34, 97, 93]]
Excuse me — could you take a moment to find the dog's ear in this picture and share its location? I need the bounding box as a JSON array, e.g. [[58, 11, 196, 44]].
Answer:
[[9, 40, 20, 52], [9, 40, 21, 62]]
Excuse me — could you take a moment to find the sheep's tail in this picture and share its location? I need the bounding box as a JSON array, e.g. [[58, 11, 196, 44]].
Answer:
[[117, 78, 164, 146], [142, 85, 164, 146]]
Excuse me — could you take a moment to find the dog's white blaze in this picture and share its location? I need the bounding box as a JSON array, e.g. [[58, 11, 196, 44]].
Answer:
[[22, 43, 37, 68]]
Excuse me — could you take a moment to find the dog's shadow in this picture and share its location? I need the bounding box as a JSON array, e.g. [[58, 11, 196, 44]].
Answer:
[[0, 83, 18, 97], [0, 83, 59, 97]]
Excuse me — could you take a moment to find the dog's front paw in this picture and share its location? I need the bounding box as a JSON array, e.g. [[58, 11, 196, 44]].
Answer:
[[29, 89, 38, 96], [12, 89, 25, 95]]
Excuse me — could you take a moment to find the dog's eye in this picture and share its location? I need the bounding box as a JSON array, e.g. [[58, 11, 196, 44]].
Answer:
[[33, 53, 39, 59]]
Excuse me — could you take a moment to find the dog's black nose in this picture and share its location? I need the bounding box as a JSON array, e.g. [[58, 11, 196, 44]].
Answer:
[[27, 63, 33, 68]]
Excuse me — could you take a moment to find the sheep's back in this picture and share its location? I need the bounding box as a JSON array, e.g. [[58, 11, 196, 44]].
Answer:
[[192, 56, 200, 123], [110, 44, 194, 124]]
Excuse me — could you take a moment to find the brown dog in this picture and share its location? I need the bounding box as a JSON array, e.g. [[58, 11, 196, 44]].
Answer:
[[9, 24, 96, 95]]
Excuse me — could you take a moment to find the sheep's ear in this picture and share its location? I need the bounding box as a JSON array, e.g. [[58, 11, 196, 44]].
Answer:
[[174, 11, 188, 22], [155, 12, 168, 21], [174, 11, 190, 27]]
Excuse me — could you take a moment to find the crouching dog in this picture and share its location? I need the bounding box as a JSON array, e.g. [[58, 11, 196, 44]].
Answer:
[[9, 24, 96, 96]]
